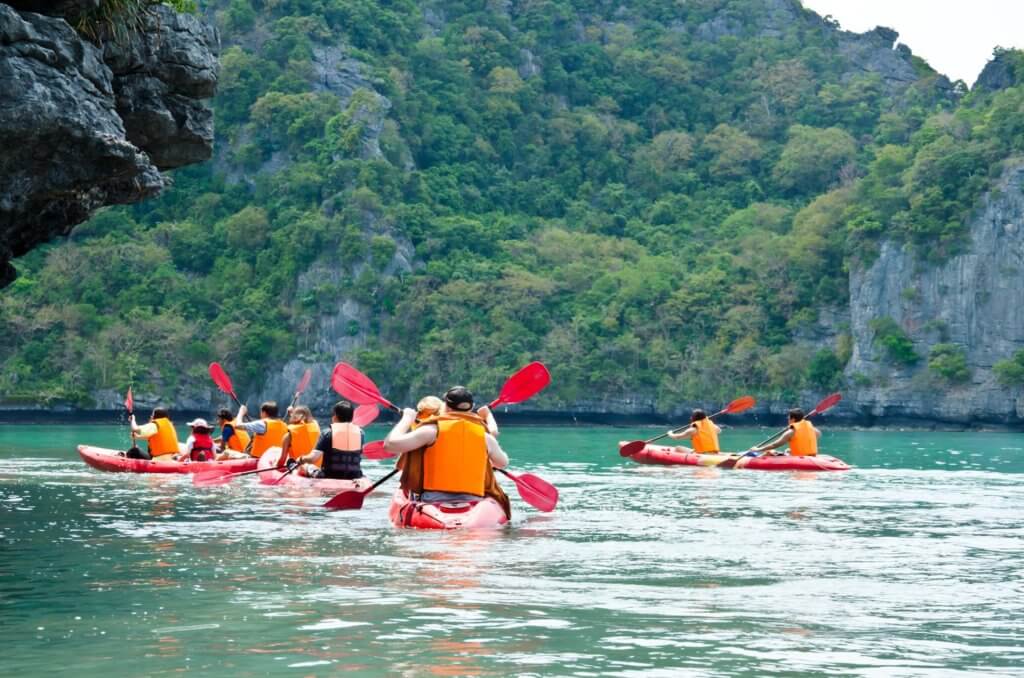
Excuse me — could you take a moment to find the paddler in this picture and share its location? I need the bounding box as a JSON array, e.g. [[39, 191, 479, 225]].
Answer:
[[665, 409, 721, 453], [214, 408, 250, 459], [383, 387, 511, 515], [290, 400, 363, 479], [751, 408, 820, 456], [175, 418, 215, 462], [278, 405, 321, 469], [129, 407, 181, 459], [230, 401, 287, 458]]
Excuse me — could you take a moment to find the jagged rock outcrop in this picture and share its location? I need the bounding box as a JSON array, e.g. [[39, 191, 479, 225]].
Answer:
[[975, 50, 1019, 93], [845, 162, 1024, 425], [0, 2, 217, 288]]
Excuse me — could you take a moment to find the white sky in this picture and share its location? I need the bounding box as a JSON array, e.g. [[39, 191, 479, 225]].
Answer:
[[801, 0, 1024, 85]]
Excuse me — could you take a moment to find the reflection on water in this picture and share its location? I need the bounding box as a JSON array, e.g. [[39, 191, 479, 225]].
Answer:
[[0, 426, 1023, 675]]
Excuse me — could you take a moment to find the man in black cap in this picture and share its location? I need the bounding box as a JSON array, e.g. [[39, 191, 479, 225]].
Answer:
[[384, 386, 508, 502]]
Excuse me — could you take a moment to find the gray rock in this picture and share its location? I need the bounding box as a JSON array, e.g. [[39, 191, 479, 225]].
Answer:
[[0, 3, 217, 287], [846, 162, 1024, 425], [975, 51, 1018, 93]]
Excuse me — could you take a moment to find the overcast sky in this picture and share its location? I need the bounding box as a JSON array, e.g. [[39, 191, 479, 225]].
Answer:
[[801, 0, 1024, 85]]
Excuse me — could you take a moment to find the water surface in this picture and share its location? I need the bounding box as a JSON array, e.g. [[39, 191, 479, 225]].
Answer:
[[2, 424, 1022, 676]]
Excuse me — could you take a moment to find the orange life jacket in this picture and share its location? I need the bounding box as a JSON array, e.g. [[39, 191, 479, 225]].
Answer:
[[148, 417, 180, 456], [251, 419, 287, 458], [422, 411, 489, 496], [286, 421, 320, 460], [224, 425, 250, 452], [691, 418, 720, 453], [789, 420, 818, 456]]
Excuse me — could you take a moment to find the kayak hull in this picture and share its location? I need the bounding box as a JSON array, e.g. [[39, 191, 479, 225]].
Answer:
[[388, 489, 509, 530], [620, 443, 850, 471], [256, 449, 369, 493], [78, 445, 258, 474]]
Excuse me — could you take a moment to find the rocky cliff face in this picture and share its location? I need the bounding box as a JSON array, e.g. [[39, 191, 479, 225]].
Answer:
[[845, 162, 1024, 425], [0, 2, 217, 287]]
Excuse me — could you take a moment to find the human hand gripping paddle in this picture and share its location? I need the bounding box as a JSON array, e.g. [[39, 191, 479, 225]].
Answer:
[[324, 361, 556, 511], [716, 392, 842, 469], [619, 396, 756, 458]]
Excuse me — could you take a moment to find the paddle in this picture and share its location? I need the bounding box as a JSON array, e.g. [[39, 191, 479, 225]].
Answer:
[[331, 362, 400, 412], [324, 468, 399, 510], [353, 404, 380, 427], [209, 362, 242, 406], [717, 392, 842, 469], [362, 440, 393, 460], [486, 361, 551, 409], [287, 368, 313, 410], [193, 464, 283, 487], [123, 385, 146, 458], [619, 396, 756, 457]]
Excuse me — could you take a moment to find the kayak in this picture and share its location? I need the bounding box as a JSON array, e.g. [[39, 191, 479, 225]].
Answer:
[[256, 448, 370, 493], [77, 445, 258, 474], [388, 489, 509, 529], [620, 443, 850, 471]]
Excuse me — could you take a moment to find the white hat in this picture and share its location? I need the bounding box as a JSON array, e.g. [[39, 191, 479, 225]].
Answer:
[[186, 418, 210, 428]]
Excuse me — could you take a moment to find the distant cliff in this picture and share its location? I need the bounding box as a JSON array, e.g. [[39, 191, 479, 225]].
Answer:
[[0, 1, 217, 287]]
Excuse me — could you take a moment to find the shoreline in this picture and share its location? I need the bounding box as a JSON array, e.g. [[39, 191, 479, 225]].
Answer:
[[1, 408, 1021, 432]]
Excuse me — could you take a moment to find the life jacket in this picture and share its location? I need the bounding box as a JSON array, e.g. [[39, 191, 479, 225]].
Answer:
[[148, 417, 180, 456], [223, 424, 250, 452], [286, 421, 321, 460], [397, 416, 511, 519], [190, 431, 214, 461], [789, 420, 818, 456], [422, 411, 489, 497], [251, 419, 287, 458], [691, 418, 720, 453], [322, 422, 363, 479]]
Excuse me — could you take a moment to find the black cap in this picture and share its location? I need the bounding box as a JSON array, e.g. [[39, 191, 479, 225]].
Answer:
[[444, 386, 474, 411]]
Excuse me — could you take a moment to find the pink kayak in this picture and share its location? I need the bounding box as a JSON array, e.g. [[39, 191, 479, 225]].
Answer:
[[78, 445, 258, 474], [620, 443, 850, 471], [388, 489, 509, 529], [256, 448, 370, 493]]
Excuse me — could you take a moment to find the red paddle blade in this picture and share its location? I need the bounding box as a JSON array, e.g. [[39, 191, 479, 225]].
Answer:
[[724, 395, 756, 414], [124, 386, 133, 413], [362, 440, 395, 460], [619, 440, 646, 457], [811, 392, 842, 416], [323, 488, 368, 511], [353, 404, 379, 427], [209, 362, 236, 399], [331, 362, 399, 411], [193, 469, 235, 487], [295, 368, 312, 396], [489, 362, 551, 408], [503, 470, 558, 512]]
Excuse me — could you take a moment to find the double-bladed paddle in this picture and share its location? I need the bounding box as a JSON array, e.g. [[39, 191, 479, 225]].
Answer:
[[619, 396, 756, 457], [324, 361, 556, 511], [716, 392, 842, 469]]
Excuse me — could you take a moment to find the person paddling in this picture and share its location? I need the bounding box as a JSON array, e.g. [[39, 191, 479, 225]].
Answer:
[[232, 401, 287, 458], [384, 387, 510, 514], [279, 405, 321, 469], [176, 418, 215, 462], [214, 408, 250, 459], [666, 409, 721, 454], [129, 407, 181, 459], [290, 400, 364, 479], [751, 408, 820, 456]]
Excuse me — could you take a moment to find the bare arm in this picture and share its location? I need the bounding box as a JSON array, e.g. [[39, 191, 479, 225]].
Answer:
[[755, 427, 793, 452], [486, 433, 508, 469], [478, 406, 499, 436], [667, 425, 696, 441], [384, 409, 438, 454], [280, 432, 292, 460]]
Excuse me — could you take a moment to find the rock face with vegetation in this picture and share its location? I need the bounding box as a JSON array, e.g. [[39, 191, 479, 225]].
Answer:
[[0, 1, 217, 288], [1, 0, 1023, 426]]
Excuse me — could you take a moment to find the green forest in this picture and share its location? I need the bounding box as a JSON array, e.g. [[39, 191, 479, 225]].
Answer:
[[2, 0, 1024, 409]]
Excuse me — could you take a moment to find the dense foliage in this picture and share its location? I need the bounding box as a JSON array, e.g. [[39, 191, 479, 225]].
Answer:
[[3, 1, 1023, 408]]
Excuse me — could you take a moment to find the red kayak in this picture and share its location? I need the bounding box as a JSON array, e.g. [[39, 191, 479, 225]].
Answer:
[[78, 445, 258, 474], [388, 489, 509, 529], [256, 449, 370, 493], [620, 443, 850, 471]]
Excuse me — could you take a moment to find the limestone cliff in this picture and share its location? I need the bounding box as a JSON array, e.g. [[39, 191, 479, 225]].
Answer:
[[0, 2, 217, 287], [845, 162, 1024, 425]]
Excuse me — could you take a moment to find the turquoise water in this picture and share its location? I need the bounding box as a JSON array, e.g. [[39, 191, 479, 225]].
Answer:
[[2, 424, 1023, 676]]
